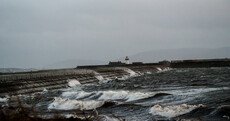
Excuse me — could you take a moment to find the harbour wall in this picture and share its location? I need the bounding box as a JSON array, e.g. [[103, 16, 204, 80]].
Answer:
[[0, 58, 229, 97], [170, 58, 230, 68], [0, 65, 165, 97]]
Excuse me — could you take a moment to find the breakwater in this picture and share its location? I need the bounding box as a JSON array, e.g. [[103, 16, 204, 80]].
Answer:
[[0, 65, 165, 97], [170, 58, 230, 68], [76, 58, 230, 69], [0, 58, 229, 97]]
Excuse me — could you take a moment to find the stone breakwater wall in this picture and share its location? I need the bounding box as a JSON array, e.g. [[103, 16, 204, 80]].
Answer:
[[170, 58, 230, 68], [0, 65, 166, 97]]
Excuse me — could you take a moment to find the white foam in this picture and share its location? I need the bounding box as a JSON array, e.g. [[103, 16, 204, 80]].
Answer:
[[169, 87, 230, 96], [116, 68, 139, 81], [124, 69, 137, 77], [48, 97, 104, 110], [157, 67, 172, 73], [62, 91, 92, 99], [94, 72, 113, 84], [43, 88, 48, 92], [67, 79, 81, 87], [149, 104, 204, 118], [97, 90, 153, 102], [126, 91, 154, 102], [61, 89, 156, 103], [117, 75, 129, 81], [95, 72, 104, 81], [0, 97, 8, 103], [146, 72, 152, 74], [156, 67, 162, 71], [98, 90, 128, 100]]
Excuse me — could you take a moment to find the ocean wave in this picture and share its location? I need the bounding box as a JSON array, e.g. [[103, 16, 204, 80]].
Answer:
[[66, 114, 120, 121], [156, 67, 172, 73], [209, 105, 230, 117], [149, 104, 204, 118], [62, 91, 94, 99], [115, 68, 139, 81], [169, 87, 230, 96], [124, 68, 137, 77], [48, 97, 104, 110], [97, 90, 154, 102], [61, 90, 161, 102]]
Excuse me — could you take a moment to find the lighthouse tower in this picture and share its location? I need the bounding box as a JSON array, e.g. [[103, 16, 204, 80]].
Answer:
[[125, 56, 130, 64]]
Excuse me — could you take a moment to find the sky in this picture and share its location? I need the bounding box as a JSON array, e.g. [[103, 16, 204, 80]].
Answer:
[[0, 0, 230, 68]]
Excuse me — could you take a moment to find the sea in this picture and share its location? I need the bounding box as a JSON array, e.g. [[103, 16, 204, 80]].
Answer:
[[1, 67, 230, 121]]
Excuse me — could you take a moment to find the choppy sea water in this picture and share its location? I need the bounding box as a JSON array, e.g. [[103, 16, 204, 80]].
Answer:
[[1, 67, 230, 121]]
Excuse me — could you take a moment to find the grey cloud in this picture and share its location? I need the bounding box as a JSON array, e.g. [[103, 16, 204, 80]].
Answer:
[[0, 0, 230, 68]]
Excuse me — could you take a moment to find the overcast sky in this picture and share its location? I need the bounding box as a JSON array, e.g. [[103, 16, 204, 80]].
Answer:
[[0, 0, 230, 68]]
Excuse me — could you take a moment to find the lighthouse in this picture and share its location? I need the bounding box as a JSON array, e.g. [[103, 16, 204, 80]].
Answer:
[[125, 56, 130, 64]]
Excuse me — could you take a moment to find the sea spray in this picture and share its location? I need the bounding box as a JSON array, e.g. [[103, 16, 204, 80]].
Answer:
[[94, 72, 113, 84], [124, 68, 137, 77], [67, 79, 81, 87], [156, 67, 172, 73], [94, 72, 104, 81]]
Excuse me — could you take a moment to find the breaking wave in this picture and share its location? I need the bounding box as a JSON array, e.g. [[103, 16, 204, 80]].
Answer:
[[48, 97, 105, 110], [149, 104, 204, 118], [97, 90, 154, 102], [156, 67, 172, 73], [94, 68, 145, 83], [61, 90, 171, 103], [62, 91, 94, 99], [124, 68, 137, 77]]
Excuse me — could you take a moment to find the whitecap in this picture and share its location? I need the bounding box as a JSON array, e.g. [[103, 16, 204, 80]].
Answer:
[[124, 69, 137, 77], [48, 97, 104, 110], [97, 90, 128, 101], [97, 90, 154, 102], [157, 67, 172, 73], [62, 91, 93, 99], [149, 104, 204, 118]]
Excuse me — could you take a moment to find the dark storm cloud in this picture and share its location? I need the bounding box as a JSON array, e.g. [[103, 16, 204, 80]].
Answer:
[[0, 0, 230, 68]]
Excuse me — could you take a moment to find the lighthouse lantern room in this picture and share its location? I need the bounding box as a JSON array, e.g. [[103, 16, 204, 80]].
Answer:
[[125, 56, 130, 64]]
